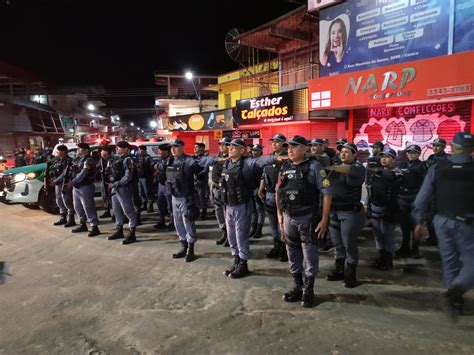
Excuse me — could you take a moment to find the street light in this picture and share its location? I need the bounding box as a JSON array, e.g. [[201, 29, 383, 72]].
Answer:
[[149, 120, 157, 129], [87, 103, 96, 111], [130, 122, 135, 127], [185, 71, 202, 113]]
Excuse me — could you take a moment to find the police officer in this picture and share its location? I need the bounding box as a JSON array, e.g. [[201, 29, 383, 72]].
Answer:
[[193, 142, 210, 220], [333, 138, 348, 165], [366, 148, 403, 270], [66, 143, 100, 237], [368, 141, 384, 168], [130, 148, 143, 225], [322, 138, 336, 164], [220, 139, 281, 278], [309, 138, 331, 167], [98, 146, 114, 219], [212, 137, 231, 246], [107, 141, 138, 245], [154, 143, 174, 230], [166, 139, 215, 262], [259, 134, 287, 261], [276, 136, 332, 308], [413, 132, 474, 319], [51, 145, 76, 227], [137, 145, 156, 213], [396, 144, 426, 258], [424, 138, 450, 246], [249, 144, 265, 239], [325, 142, 366, 288]]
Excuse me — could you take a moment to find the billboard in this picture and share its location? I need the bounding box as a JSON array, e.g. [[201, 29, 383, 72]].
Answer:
[[454, 0, 474, 53], [168, 108, 234, 131], [309, 51, 474, 110], [319, 0, 451, 77], [236, 91, 294, 125]]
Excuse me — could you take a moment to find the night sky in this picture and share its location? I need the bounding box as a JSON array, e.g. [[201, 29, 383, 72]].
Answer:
[[0, 0, 301, 124]]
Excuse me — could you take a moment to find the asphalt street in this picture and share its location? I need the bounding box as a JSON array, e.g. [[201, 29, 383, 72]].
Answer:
[[0, 202, 473, 354]]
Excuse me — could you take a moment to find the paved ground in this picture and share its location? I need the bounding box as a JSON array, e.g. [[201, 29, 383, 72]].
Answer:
[[0, 202, 473, 354]]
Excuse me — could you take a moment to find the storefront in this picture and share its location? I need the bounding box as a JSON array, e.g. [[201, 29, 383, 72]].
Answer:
[[235, 89, 345, 154], [308, 51, 474, 159]]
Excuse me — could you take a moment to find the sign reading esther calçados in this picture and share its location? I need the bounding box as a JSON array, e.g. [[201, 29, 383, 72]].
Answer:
[[236, 92, 294, 125]]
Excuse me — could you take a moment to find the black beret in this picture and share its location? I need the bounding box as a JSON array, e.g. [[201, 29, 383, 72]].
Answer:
[[56, 145, 68, 152], [117, 141, 130, 149], [77, 143, 90, 149]]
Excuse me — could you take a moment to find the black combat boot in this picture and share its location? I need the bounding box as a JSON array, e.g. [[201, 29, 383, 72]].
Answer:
[[99, 209, 111, 218], [53, 214, 67, 226], [172, 241, 188, 259], [166, 221, 175, 231], [136, 214, 142, 226], [372, 250, 385, 269], [64, 214, 76, 227], [71, 223, 88, 233], [153, 220, 165, 229], [446, 286, 464, 320], [266, 239, 280, 259], [88, 225, 100, 237], [216, 227, 227, 245], [395, 235, 411, 258], [377, 251, 394, 271], [252, 224, 263, 239], [185, 243, 196, 262], [224, 255, 240, 276], [279, 242, 288, 262], [122, 228, 137, 245], [326, 258, 345, 281], [141, 203, 147, 212], [411, 240, 422, 259], [343, 262, 358, 288], [200, 209, 207, 220], [283, 273, 303, 303], [301, 276, 316, 308], [229, 259, 250, 279], [107, 225, 124, 240], [249, 221, 257, 238]]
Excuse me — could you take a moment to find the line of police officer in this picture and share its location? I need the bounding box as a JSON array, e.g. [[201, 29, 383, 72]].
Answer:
[[48, 133, 473, 315]]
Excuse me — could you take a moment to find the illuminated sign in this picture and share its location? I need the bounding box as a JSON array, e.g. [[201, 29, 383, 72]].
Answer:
[[236, 92, 294, 125]]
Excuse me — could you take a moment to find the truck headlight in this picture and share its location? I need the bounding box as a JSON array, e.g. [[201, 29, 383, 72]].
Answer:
[[14, 172, 26, 183]]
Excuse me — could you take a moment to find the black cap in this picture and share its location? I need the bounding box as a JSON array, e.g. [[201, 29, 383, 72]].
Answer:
[[117, 141, 130, 149], [310, 138, 324, 145], [195, 142, 206, 148], [252, 144, 263, 151], [336, 138, 348, 145], [170, 139, 185, 147], [77, 143, 90, 149], [322, 138, 329, 144], [218, 137, 232, 145], [138, 145, 148, 150], [432, 138, 446, 146], [452, 132, 474, 147], [269, 134, 287, 142], [406, 144, 421, 153], [370, 141, 384, 149], [230, 139, 246, 148], [380, 148, 397, 158], [56, 145, 68, 152], [158, 143, 170, 151], [100, 146, 113, 153], [287, 135, 308, 146], [341, 142, 358, 153]]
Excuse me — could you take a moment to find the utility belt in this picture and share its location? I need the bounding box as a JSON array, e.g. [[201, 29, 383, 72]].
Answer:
[[331, 202, 362, 212], [439, 214, 473, 225], [282, 206, 315, 218], [399, 188, 419, 196]]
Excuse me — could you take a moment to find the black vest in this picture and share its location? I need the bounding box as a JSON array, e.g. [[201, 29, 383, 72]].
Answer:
[[72, 156, 95, 186], [111, 155, 130, 184], [211, 152, 227, 184], [220, 158, 252, 206], [399, 160, 425, 196], [331, 162, 363, 211], [277, 160, 319, 217], [157, 155, 173, 185], [264, 163, 280, 193], [165, 156, 194, 198], [434, 159, 474, 220], [367, 169, 402, 210], [52, 156, 72, 178]]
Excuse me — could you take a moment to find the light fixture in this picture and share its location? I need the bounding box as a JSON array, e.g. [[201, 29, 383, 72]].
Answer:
[[149, 120, 157, 129], [130, 122, 135, 127], [87, 103, 96, 111], [185, 71, 193, 80]]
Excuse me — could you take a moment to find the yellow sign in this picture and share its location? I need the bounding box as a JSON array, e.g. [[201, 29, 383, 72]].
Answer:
[[188, 114, 205, 131], [214, 130, 223, 140]]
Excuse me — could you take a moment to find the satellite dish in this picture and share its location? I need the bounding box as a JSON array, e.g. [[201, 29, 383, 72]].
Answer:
[[225, 28, 249, 65]]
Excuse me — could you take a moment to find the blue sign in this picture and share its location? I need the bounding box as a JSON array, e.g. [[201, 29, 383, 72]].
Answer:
[[319, 0, 451, 77], [454, 0, 474, 53]]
